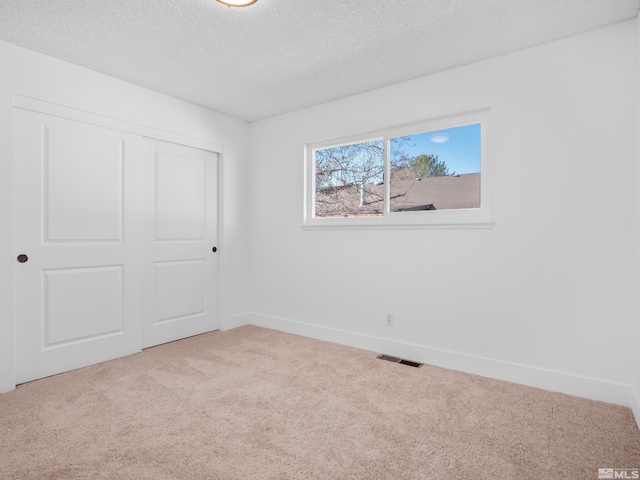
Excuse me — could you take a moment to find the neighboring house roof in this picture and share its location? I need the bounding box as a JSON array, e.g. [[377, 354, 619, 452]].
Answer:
[[316, 173, 480, 217]]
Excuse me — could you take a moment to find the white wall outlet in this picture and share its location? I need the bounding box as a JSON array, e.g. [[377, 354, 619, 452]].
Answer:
[[385, 312, 395, 326]]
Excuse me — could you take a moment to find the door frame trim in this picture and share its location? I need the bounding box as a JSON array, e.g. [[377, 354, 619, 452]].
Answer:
[[14, 94, 224, 154]]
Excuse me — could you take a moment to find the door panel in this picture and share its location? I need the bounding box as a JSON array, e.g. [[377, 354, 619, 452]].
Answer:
[[155, 260, 206, 322], [142, 139, 218, 348], [44, 266, 124, 347], [44, 123, 124, 242], [155, 151, 207, 241], [13, 109, 143, 384]]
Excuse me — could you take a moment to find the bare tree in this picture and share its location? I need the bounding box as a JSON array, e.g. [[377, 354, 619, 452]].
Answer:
[[315, 140, 385, 216], [315, 136, 448, 216]]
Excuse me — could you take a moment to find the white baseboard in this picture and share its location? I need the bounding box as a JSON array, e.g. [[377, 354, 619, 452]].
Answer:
[[240, 312, 632, 409], [219, 312, 253, 331], [630, 386, 640, 429]]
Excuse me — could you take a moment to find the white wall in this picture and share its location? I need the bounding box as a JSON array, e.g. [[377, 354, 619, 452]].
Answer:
[[632, 14, 640, 423], [247, 21, 638, 405], [0, 40, 251, 392]]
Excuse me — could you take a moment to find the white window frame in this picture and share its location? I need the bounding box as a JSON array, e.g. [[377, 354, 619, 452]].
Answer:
[[303, 108, 493, 230]]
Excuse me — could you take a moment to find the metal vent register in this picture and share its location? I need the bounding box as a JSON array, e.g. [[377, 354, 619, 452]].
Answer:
[[377, 354, 423, 368]]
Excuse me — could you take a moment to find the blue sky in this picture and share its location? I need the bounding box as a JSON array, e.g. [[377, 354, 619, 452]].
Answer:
[[396, 123, 481, 174]]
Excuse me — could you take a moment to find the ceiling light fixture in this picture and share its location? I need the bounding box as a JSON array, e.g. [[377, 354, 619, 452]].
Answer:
[[216, 0, 258, 6]]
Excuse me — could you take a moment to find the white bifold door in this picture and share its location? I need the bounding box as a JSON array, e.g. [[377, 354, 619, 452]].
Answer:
[[13, 107, 219, 384]]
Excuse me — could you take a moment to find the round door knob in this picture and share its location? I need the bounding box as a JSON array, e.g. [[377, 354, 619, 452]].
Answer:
[[17, 254, 28, 263], [212, 247, 217, 253]]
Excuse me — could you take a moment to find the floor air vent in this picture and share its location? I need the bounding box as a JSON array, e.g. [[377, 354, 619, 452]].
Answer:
[[377, 354, 423, 368]]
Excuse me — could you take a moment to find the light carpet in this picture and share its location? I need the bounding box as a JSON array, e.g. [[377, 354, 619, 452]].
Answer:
[[1, 325, 639, 479]]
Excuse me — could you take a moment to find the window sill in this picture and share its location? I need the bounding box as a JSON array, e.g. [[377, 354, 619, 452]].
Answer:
[[302, 209, 494, 230]]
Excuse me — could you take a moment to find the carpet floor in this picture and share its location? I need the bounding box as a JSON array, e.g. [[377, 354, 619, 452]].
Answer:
[[1, 325, 639, 479]]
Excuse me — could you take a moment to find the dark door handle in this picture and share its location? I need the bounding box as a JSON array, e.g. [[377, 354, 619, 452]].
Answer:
[[17, 254, 28, 263], [212, 247, 217, 253]]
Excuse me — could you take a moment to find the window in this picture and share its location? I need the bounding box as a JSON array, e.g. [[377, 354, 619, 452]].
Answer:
[[304, 109, 492, 229]]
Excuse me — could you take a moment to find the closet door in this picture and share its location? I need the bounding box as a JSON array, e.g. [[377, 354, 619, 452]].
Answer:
[[142, 139, 219, 348], [13, 108, 144, 383]]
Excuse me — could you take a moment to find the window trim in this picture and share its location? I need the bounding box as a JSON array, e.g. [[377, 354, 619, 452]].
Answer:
[[303, 108, 493, 230]]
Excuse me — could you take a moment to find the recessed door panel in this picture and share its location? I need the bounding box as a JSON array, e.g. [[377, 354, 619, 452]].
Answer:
[[155, 152, 206, 241], [45, 124, 124, 242], [154, 260, 205, 323], [44, 266, 124, 347]]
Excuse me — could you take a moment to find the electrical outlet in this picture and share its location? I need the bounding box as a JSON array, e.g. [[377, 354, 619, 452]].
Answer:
[[385, 312, 394, 326]]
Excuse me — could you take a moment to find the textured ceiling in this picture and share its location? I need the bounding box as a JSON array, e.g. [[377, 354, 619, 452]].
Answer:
[[0, 0, 638, 122]]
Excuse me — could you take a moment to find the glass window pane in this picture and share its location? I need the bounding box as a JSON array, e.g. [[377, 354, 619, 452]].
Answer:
[[389, 124, 481, 212], [315, 139, 384, 217]]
